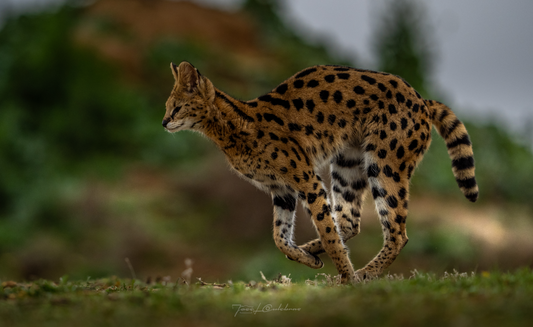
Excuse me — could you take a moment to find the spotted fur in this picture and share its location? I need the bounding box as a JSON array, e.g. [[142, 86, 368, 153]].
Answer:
[[162, 61, 479, 283]]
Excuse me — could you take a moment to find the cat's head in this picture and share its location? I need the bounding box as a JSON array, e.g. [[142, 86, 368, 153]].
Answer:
[[162, 61, 215, 132]]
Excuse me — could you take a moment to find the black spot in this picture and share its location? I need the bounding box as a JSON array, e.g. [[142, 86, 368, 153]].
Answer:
[[393, 173, 401, 182], [260, 94, 291, 110], [332, 171, 348, 187], [281, 137, 288, 144], [377, 149, 387, 159], [379, 209, 389, 217], [352, 180, 367, 191], [413, 104, 420, 113], [276, 84, 288, 95], [290, 160, 297, 168], [396, 146, 405, 159], [363, 107, 372, 114], [305, 125, 314, 135], [353, 86, 365, 94], [378, 101, 385, 109], [293, 176, 300, 183], [390, 122, 397, 131], [328, 114, 337, 125], [388, 104, 397, 114], [292, 98, 304, 110], [280, 167, 288, 173], [378, 83, 387, 92], [367, 163, 380, 178], [414, 123, 420, 131], [337, 73, 350, 79], [343, 191, 356, 202], [408, 139, 418, 151], [275, 220, 282, 226], [316, 112, 325, 124], [370, 94, 379, 101], [306, 99, 315, 113], [257, 130, 265, 139], [346, 100, 356, 108], [271, 152, 278, 160], [399, 162, 406, 171], [395, 215, 405, 224], [338, 119, 347, 128], [326, 227, 332, 233], [389, 80, 398, 88], [386, 196, 398, 208], [296, 67, 317, 78], [406, 99, 413, 108], [317, 213, 324, 221], [401, 118, 408, 130], [372, 187, 387, 199], [386, 90, 392, 99], [383, 165, 393, 177], [269, 132, 279, 140], [288, 123, 301, 131], [263, 113, 284, 126], [320, 90, 330, 103], [398, 187, 407, 200], [325, 75, 335, 83], [380, 130, 387, 140], [382, 114, 388, 125], [452, 156, 475, 171], [273, 194, 296, 211], [307, 193, 317, 204], [372, 115, 380, 123], [366, 143, 376, 152], [333, 91, 343, 104], [336, 154, 359, 168], [307, 80, 319, 88], [395, 92, 405, 103], [256, 113, 263, 122], [293, 80, 304, 88], [333, 67, 350, 71], [361, 75, 376, 85]]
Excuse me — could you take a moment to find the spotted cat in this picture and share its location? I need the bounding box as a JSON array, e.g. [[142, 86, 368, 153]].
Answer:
[[162, 61, 478, 283]]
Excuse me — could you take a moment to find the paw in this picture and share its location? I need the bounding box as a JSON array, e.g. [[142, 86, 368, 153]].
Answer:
[[352, 269, 378, 283], [285, 251, 324, 269], [300, 239, 326, 256]]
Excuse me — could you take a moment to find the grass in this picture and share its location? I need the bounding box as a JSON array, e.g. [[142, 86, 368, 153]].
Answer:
[[2, 269, 533, 327]]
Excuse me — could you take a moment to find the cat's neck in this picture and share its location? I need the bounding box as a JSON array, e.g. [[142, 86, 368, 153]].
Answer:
[[198, 89, 257, 149]]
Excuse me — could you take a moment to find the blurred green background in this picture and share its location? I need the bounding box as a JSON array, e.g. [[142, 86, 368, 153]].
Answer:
[[0, 0, 532, 283]]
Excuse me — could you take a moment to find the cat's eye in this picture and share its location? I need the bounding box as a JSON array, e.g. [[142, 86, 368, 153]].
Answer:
[[171, 105, 182, 118]]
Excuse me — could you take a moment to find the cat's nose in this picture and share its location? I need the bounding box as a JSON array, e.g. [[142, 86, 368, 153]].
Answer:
[[162, 118, 170, 128]]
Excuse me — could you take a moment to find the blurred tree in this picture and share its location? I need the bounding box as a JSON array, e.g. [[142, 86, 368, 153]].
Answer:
[[371, 0, 435, 98], [242, 0, 355, 78]]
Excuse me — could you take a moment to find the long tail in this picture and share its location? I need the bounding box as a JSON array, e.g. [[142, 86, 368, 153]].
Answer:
[[426, 100, 479, 202]]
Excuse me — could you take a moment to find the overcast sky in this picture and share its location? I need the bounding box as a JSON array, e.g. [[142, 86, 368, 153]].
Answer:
[[3, 0, 533, 130]]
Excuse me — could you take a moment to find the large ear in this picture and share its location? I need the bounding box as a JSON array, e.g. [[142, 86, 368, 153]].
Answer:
[[178, 61, 200, 93], [170, 62, 179, 82]]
